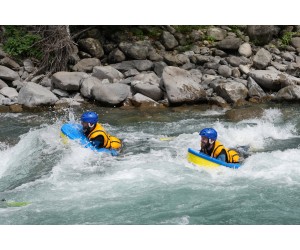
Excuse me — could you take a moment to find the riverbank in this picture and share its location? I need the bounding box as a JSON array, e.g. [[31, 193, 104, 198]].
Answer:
[[1, 25, 300, 113]]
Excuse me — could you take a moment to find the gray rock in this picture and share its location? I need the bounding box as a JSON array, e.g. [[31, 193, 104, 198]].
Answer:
[[131, 72, 163, 101], [133, 60, 153, 71], [207, 27, 227, 41], [52, 72, 88, 91], [148, 49, 163, 61], [0, 94, 11, 105], [12, 80, 24, 91], [0, 87, 18, 100], [189, 69, 203, 84], [154, 61, 168, 77], [119, 41, 150, 60], [164, 53, 190, 66], [73, 58, 101, 72], [281, 52, 294, 62], [18, 82, 58, 107], [246, 25, 279, 45], [276, 85, 300, 100], [238, 43, 252, 57], [40, 77, 52, 88], [215, 80, 248, 103], [232, 68, 241, 78], [247, 77, 266, 98], [161, 31, 178, 50], [92, 66, 124, 82], [31, 74, 45, 83], [131, 93, 159, 107], [92, 82, 130, 105], [291, 37, 300, 49], [218, 65, 232, 77], [270, 61, 288, 72], [80, 76, 103, 98], [0, 49, 7, 59], [0, 57, 20, 70], [0, 65, 20, 81], [207, 96, 229, 108], [162, 66, 206, 104], [253, 48, 272, 69], [52, 89, 69, 97], [214, 49, 227, 57], [239, 65, 250, 75], [108, 48, 126, 63], [0, 79, 8, 89], [249, 70, 300, 91], [217, 37, 242, 50], [124, 69, 140, 77], [23, 59, 35, 73], [226, 56, 250, 67], [78, 38, 104, 58]]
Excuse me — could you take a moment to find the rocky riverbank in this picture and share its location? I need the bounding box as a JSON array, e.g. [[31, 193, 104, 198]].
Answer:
[[1, 25, 300, 113]]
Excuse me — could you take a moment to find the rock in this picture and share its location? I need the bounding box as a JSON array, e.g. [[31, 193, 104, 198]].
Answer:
[[92, 65, 124, 82], [23, 59, 35, 73], [281, 52, 294, 62], [80, 76, 102, 99], [270, 61, 288, 71], [164, 53, 190, 66], [108, 48, 126, 63], [217, 37, 242, 50], [0, 86, 18, 100], [52, 72, 88, 91], [246, 25, 279, 45], [189, 69, 203, 84], [52, 89, 69, 98], [207, 96, 229, 108], [73, 58, 101, 72], [238, 43, 252, 57], [218, 65, 232, 77], [232, 68, 241, 78], [92, 82, 130, 105], [0, 79, 8, 89], [119, 41, 150, 60], [162, 66, 206, 104], [0, 94, 11, 105], [148, 48, 163, 61], [154, 61, 167, 77], [207, 27, 227, 41], [0, 49, 7, 59], [0, 57, 20, 70], [215, 79, 248, 103], [249, 70, 300, 91], [124, 69, 140, 77], [291, 37, 300, 49], [31, 74, 45, 83], [133, 60, 153, 71], [131, 72, 163, 101], [40, 77, 52, 88], [12, 80, 24, 91], [239, 65, 250, 74], [0, 65, 20, 81], [247, 77, 266, 98], [253, 48, 272, 69], [161, 31, 178, 50], [130, 93, 159, 107], [18, 82, 59, 107], [276, 85, 300, 100], [226, 56, 250, 67], [78, 38, 104, 58]]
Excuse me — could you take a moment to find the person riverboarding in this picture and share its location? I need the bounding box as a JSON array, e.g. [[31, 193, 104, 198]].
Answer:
[[199, 128, 239, 163], [81, 111, 122, 150]]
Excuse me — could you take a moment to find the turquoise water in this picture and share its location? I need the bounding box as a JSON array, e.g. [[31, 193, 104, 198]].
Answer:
[[0, 103, 300, 225]]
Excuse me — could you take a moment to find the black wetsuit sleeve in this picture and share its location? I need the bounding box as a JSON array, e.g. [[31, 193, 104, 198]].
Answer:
[[90, 135, 105, 148]]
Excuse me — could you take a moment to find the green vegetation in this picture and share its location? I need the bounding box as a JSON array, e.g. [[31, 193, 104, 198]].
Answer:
[[204, 35, 215, 43], [2, 26, 42, 59]]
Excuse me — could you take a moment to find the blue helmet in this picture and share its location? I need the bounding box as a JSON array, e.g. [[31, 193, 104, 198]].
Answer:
[[81, 111, 98, 124], [199, 128, 217, 140]]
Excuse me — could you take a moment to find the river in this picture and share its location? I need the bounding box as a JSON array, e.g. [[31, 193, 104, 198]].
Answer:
[[0, 103, 300, 225]]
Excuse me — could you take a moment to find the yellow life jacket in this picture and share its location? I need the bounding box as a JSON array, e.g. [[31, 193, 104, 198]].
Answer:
[[87, 123, 122, 150], [211, 140, 240, 163]]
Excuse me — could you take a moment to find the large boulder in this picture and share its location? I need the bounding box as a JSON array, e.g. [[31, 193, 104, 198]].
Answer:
[[247, 77, 266, 98], [52, 72, 88, 91], [253, 48, 272, 69], [0, 86, 18, 100], [92, 82, 130, 105], [80, 76, 102, 99], [162, 66, 206, 104], [276, 85, 300, 101], [78, 38, 104, 58], [130, 93, 159, 107], [0, 79, 8, 89], [92, 66, 124, 83], [0, 65, 20, 81], [246, 25, 279, 45], [131, 72, 163, 101], [207, 27, 227, 41], [215, 79, 248, 103], [249, 70, 300, 91], [119, 41, 150, 60], [161, 31, 178, 50], [217, 37, 242, 51], [108, 48, 126, 63], [111, 60, 153, 72], [72, 58, 101, 72], [18, 82, 58, 107], [238, 43, 252, 57]]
